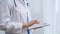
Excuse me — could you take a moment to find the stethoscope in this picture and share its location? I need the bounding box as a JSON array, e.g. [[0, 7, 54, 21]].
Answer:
[[14, 0, 29, 7]]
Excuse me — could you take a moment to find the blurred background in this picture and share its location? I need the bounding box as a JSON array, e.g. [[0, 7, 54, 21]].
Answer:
[[0, 0, 60, 34]]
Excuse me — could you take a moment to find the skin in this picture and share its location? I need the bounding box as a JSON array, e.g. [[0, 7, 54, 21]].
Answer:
[[23, 20, 40, 28]]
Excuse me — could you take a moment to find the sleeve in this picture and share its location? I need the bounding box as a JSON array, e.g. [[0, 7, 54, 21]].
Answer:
[[0, 0, 23, 31]]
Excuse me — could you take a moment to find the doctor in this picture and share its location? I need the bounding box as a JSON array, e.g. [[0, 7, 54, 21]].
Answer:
[[0, 0, 40, 34]]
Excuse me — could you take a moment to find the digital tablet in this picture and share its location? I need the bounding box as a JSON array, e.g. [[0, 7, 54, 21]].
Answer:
[[28, 24, 50, 30]]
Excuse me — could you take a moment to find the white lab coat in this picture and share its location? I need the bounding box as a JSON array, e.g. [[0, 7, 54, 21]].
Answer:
[[0, 0, 32, 34]]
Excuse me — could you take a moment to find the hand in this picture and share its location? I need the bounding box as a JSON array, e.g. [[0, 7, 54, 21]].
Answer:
[[30, 20, 40, 24], [22, 20, 40, 28]]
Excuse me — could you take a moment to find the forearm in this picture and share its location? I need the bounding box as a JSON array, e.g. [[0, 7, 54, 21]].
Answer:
[[22, 22, 34, 28]]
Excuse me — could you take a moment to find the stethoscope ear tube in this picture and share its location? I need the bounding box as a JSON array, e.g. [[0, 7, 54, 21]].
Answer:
[[14, 0, 17, 7]]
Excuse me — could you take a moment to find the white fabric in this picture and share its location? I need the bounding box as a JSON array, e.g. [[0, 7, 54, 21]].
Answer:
[[0, 0, 31, 34]]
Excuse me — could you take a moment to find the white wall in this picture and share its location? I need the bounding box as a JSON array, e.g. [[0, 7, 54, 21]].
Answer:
[[56, 0, 60, 34], [43, 0, 55, 34], [43, 0, 60, 34]]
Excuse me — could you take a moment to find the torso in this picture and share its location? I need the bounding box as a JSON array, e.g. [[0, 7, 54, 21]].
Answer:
[[6, 0, 31, 34]]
